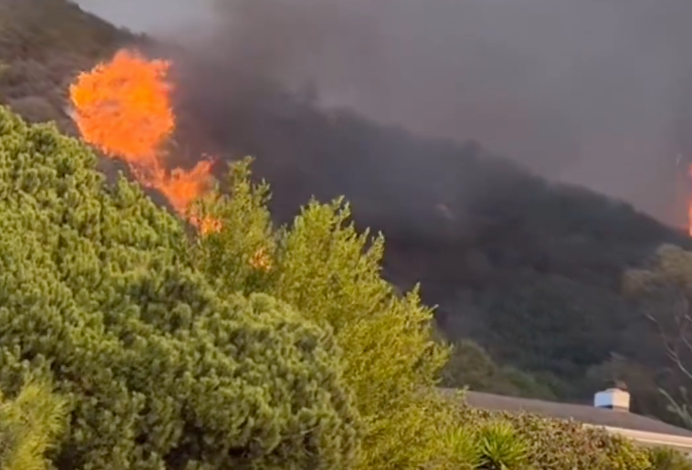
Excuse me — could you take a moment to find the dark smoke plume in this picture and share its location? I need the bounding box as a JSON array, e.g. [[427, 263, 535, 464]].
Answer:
[[77, 0, 692, 227], [71, 0, 692, 402]]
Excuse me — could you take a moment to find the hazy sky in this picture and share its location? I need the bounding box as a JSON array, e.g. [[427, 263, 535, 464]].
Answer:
[[74, 0, 217, 33], [73, 0, 692, 225]]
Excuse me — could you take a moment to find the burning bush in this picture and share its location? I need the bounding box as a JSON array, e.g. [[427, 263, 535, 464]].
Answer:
[[192, 159, 468, 469], [0, 105, 360, 469], [68, 49, 218, 232]]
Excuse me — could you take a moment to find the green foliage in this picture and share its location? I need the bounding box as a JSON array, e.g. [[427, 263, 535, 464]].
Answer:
[[0, 4, 683, 469], [192, 52, 689, 405], [647, 446, 692, 470], [0, 379, 68, 470], [441, 339, 557, 400], [195, 159, 454, 469], [0, 0, 689, 423], [454, 403, 651, 470], [475, 420, 531, 470], [624, 244, 692, 428], [184, 45, 692, 415], [0, 106, 360, 470], [431, 416, 532, 470], [190, 159, 277, 296], [193, 160, 691, 470], [436, 425, 483, 469]]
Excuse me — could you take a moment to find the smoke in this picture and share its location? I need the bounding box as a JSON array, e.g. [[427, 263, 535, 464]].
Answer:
[[74, 0, 692, 226]]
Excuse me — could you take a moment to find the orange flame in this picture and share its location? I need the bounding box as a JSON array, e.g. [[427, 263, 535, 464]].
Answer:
[[249, 247, 272, 271], [68, 49, 217, 232]]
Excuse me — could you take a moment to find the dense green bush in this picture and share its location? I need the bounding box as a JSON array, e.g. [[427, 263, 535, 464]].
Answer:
[[648, 446, 692, 470], [453, 403, 651, 470], [1, 0, 690, 424], [0, 106, 360, 470], [186, 157, 683, 470], [0, 101, 674, 470], [434, 416, 532, 469], [441, 338, 557, 400], [194, 161, 456, 469], [0, 379, 68, 470]]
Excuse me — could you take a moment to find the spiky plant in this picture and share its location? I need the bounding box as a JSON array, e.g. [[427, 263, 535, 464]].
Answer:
[[476, 419, 531, 470], [435, 426, 482, 470]]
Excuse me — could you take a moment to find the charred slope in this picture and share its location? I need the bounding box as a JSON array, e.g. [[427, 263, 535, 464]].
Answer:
[[1, 0, 690, 409]]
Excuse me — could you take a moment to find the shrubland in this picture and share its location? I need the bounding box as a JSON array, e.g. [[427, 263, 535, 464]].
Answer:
[[0, 106, 359, 469], [0, 104, 690, 469], [0, 0, 691, 467], [0, 0, 691, 423]]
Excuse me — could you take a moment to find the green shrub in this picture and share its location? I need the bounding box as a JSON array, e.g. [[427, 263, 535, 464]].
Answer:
[[648, 446, 692, 470], [434, 416, 533, 470], [456, 404, 651, 470], [0, 106, 360, 470], [0, 379, 68, 470], [194, 160, 453, 469], [475, 420, 531, 469]]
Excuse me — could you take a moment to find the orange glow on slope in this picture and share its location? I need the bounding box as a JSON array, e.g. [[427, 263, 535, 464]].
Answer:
[[69, 49, 217, 231]]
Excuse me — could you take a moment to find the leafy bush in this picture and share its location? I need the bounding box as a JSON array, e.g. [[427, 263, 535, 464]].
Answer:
[[0, 68, 670, 470], [432, 416, 531, 470], [648, 446, 692, 470], [455, 404, 651, 470], [441, 338, 558, 400], [0, 379, 68, 470], [475, 420, 531, 469], [190, 159, 671, 470], [0, 106, 360, 470], [194, 160, 454, 469]]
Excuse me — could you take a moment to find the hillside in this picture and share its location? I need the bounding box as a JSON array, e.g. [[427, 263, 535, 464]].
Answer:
[[1, 0, 690, 422], [177, 69, 692, 410]]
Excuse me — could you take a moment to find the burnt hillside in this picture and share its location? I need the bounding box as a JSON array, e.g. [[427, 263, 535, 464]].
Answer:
[[1, 0, 690, 420]]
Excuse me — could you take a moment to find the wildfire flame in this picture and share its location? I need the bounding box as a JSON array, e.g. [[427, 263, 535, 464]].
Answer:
[[68, 49, 217, 232]]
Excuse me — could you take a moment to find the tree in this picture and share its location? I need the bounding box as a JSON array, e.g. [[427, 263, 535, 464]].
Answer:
[[441, 339, 498, 391], [0, 106, 360, 470], [624, 243, 692, 428], [194, 159, 458, 469], [440, 338, 557, 400], [0, 379, 68, 470]]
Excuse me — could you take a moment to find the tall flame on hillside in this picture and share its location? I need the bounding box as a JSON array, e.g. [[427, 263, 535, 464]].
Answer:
[[68, 49, 218, 231]]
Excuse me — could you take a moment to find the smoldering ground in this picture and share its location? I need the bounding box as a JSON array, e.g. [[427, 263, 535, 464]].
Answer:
[[75, 0, 692, 227]]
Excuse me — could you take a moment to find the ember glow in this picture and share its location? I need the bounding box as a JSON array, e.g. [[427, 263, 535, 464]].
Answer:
[[69, 49, 218, 231]]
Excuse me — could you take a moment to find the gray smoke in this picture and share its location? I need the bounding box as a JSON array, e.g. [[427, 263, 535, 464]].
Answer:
[[75, 0, 692, 226]]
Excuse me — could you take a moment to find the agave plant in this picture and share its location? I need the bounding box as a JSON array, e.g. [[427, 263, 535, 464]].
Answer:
[[476, 419, 531, 470], [0, 380, 69, 470], [437, 425, 483, 469]]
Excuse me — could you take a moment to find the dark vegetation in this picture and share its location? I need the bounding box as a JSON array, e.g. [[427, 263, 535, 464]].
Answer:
[[0, 101, 678, 470], [4, 1, 692, 468], [1, 0, 692, 427]]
